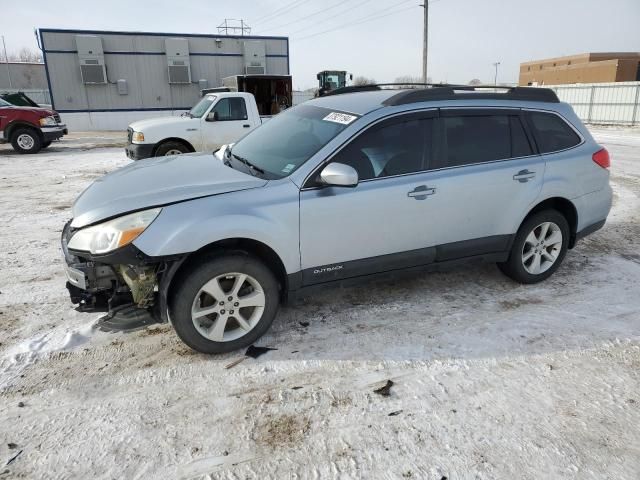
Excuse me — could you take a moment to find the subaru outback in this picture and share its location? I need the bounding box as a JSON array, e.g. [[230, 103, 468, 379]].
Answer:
[[61, 85, 612, 353]]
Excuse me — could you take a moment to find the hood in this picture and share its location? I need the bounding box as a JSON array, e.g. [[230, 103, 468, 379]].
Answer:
[[129, 115, 190, 131], [71, 152, 267, 228], [7, 105, 54, 116]]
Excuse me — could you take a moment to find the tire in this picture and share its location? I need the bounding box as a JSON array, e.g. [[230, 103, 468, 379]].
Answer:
[[498, 209, 570, 284], [155, 141, 190, 157], [170, 254, 280, 354], [42, 141, 52, 148], [10, 128, 42, 154]]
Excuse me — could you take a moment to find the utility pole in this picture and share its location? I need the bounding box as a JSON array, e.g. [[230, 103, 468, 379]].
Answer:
[[493, 61, 501, 85], [2, 36, 12, 89], [421, 2, 429, 83]]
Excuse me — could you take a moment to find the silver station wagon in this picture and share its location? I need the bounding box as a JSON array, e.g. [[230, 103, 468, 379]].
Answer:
[[62, 84, 612, 353]]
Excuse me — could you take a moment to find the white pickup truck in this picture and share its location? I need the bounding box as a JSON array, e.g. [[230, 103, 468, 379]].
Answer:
[[125, 92, 266, 160]]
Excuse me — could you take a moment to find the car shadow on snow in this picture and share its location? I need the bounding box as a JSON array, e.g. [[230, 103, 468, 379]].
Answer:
[[254, 240, 639, 362]]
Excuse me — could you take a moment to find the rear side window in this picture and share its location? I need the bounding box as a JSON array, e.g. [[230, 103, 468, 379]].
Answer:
[[527, 112, 581, 153], [510, 116, 533, 158], [433, 114, 534, 169], [435, 115, 504, 169]]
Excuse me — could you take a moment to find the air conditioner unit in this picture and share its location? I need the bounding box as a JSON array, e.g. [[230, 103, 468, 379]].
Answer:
[[243, 41, 266, 75], [76, 35, 107, 84], [165, 38, 191, 84]]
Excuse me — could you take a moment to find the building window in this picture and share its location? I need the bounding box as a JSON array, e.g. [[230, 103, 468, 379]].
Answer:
[[568, 61, 571, 65], [527, 66, 531, 71]]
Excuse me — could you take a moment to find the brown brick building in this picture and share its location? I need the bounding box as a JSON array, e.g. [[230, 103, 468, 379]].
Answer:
[[519, 52, 640, 86]]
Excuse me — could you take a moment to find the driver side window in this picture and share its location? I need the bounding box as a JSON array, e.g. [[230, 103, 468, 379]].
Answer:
[[210, 98, 248, 121], [330, 117, 432, 181]]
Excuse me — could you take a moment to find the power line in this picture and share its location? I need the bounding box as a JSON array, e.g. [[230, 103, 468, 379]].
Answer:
[[261, 0, 373, 35], [252, 0, 315, 27], [294, 2, 417, 41]]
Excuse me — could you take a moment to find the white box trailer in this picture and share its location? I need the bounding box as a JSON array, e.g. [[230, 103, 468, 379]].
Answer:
[[203, 74, 293, 116]]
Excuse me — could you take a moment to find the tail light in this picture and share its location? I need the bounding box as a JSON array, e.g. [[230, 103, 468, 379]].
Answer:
[[592, 148, 610, 169]]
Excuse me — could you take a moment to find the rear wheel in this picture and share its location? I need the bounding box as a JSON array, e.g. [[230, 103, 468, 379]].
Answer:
[[155, 141, 189, 157], [170, 254, 280, 354], [498, 210, 569, 284], [10, 128, 42, 154]]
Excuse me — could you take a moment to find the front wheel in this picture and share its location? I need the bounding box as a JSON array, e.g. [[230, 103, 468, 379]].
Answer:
[[170, 254, 280, 353], [498, 210, 569, 284], [11, 128, 42, 154], [155, 141, 189, 157]]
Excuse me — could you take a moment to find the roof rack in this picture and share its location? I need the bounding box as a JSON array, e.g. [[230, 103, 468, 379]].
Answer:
[[323, 83, 559, 105]]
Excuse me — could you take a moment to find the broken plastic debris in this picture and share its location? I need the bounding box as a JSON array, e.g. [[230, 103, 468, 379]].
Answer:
[[373, 380, 394, 397], [224, 345, 278, 369], [245, 345, 277, 359], [6, 449, 23, 466]]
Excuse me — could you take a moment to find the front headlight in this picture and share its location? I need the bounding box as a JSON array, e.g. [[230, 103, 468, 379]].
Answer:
[[132, 131, 145, 143], [39, 116, 57, 127], [68, 208, 161, 254]]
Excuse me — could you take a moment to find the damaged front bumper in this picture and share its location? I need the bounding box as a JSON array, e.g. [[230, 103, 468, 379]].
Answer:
[[61, 220, 183, 331]]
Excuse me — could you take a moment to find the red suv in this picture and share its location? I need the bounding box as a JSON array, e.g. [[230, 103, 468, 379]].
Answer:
[[0, 97, 67, 154]]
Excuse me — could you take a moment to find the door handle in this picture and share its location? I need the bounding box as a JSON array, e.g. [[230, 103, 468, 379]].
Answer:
[[407, 185, 436, 200], [243, 124, 251, 128], [513, 169, 536, 183]]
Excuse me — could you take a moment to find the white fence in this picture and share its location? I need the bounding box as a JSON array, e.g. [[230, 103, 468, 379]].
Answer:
[[546, 82, 640, 126]]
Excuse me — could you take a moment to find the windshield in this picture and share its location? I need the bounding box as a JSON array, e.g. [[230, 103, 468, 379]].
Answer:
[[323, 74, 344, 89], [230, 104, 358, 179], [189, 96, 215, 118], [0, 98, 12, 107]]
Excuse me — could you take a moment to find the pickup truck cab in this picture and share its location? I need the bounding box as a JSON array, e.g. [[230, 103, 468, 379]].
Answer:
[[0, 97, 67, 154], [125, 92, 264, 160]]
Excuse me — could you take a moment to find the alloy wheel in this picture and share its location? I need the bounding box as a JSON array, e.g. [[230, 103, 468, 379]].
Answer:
[[521, 221, 563, 275], [191, 272, 266, 342]]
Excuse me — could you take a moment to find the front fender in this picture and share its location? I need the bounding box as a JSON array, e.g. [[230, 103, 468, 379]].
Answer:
[[132, 181, 300, 274], [6, 120, 41, 138]]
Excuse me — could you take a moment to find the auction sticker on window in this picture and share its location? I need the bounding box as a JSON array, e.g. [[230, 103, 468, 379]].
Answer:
[[323, 112, 358, 125]]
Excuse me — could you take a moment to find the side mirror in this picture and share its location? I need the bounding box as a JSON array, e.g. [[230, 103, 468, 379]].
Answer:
[[319, 162, 358, 187], [206, 111, 218, 122]]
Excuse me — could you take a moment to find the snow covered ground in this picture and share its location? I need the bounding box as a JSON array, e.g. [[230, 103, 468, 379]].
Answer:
[[0, 128, 639, 479]]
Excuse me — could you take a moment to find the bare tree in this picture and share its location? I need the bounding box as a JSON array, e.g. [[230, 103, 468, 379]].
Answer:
[[468, 78, 482, 86], [352, 76, 376, 86], [394, 75, 420, 87], [393, 75, 433, 87], [1, 47, 43, 63]]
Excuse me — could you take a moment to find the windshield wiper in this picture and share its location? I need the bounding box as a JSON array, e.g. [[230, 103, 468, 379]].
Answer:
[[231, 153, 265, 176]]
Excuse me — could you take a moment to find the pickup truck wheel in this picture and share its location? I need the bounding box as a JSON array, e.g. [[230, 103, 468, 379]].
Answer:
[[11, 128, 42, 154], [498, 210, 569, 284], [155, 141, 189, 156], [170, 255, 280, 354]]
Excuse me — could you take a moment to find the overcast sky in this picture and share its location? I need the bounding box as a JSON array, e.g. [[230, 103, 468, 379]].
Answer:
[[3, 0, 640, 89]]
